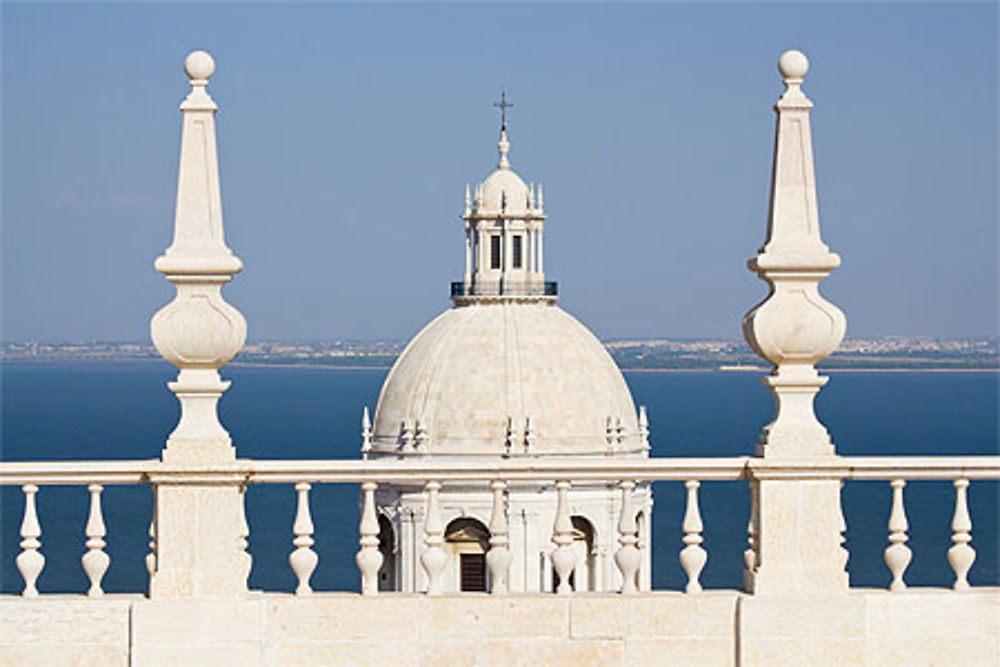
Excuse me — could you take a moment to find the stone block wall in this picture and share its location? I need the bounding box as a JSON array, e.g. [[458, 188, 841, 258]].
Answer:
[[1, 590, 997, 666]]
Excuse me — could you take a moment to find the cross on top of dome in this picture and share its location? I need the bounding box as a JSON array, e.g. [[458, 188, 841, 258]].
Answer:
[[493, 89, 514, 171], [493, 88, 513, 132]]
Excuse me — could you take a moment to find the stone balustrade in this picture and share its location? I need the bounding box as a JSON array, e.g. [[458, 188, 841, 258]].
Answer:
[[3, 455, 996, 598]]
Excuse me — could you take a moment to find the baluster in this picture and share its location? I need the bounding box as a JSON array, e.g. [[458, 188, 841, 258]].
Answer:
[[638, 406, 650, 452], [360, 406, 373, 459], [17, 484, 44, 597], [486, 480, 511, 594], [145, 514, 157, 580], [238, 484, 252, 585], [146, 487, 157, 581], [948, 478, 975, 591], [837, 480, 849, 572], [523, 416, 535, 454], [421, 481, 447, 595], [399, 421, 414, 453], [81, 484, 110, 597], [679, 480, 706, 594], [289, 482, 318, 595], [356, 482, 383, 595], [414, 420, 429, 454], [743, 488, 757, 589], [640, 497, 653, 592], [613, 480, 640, 594], [550, 480, 576, 594], [884, 479, 911, 591]]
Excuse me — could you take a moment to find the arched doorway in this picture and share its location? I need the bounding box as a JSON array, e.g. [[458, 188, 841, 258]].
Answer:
[[571, 516, 596, 591], [445, 517, 490, 592], [377, 514, 396, 591]]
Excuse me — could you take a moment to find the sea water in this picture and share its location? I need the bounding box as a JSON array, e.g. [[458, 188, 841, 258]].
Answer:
[[1, 361, 996, 594]]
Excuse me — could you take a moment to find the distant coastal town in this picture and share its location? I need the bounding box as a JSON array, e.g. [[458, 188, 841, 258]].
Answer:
[[2, 337, 997, 371]]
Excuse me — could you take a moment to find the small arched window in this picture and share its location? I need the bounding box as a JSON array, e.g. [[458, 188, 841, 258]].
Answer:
[[445, 517, 490, 592]]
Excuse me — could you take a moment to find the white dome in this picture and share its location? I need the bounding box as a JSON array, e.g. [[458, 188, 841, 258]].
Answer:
[[372, 302, 642, 457], [479, 168, 529, 215]]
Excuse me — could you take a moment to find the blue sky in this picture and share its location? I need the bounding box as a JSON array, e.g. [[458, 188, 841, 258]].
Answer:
[[2, 2, 997, 342]]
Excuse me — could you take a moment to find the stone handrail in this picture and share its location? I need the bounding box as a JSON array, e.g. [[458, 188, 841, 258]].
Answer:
[[2, 455, 997, 485], [0, 460, 155, 485]]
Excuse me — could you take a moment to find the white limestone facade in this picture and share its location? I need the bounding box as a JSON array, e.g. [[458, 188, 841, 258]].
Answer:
[[369, 118, 653, 593]]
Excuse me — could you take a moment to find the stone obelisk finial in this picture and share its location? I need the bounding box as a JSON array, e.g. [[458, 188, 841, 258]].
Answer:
[[741, 51, 849, 596], [151, 50, 247, 464], [742, 49, 846, 458]]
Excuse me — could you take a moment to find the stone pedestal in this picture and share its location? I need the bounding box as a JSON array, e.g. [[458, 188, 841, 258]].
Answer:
[[745, 478, 847, 594], [150, 481, 248, 599], [757, 371, 833, 457], [160, 369, 236, 464]]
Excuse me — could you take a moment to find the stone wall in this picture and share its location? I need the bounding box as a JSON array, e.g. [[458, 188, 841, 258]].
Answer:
[[2, 590, 997, 666]]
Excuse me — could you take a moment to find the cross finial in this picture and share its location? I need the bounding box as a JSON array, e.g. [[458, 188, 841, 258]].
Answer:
[[493, 88, 513, 132]]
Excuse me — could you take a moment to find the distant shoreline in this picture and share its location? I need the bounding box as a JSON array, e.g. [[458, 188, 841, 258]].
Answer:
[[622, 367, 1000, 373], [821, 367, 999, 373], [230, 362, 394, 371], [2, 358, 997, 373]]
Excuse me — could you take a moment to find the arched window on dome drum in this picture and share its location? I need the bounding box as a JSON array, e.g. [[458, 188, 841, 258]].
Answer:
[[490, 235, 502, 270], [445, 517, 490, 592], [512, 235, 523, 269]]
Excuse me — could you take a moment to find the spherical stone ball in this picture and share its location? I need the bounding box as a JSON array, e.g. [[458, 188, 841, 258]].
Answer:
[[185, 51, 215, 81], [778, 50, 809, 81]]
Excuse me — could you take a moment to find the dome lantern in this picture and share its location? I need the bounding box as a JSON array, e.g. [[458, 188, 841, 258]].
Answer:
[[372, 103, 646, 460], [370, 102, 653, 595], [452, 91, 555, 302]]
